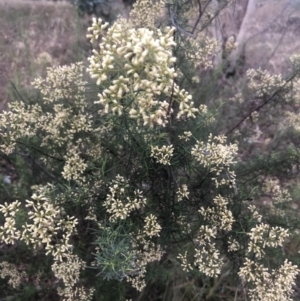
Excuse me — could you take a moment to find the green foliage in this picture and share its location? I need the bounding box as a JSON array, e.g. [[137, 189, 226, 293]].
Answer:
[[91, 222, 138, 281]]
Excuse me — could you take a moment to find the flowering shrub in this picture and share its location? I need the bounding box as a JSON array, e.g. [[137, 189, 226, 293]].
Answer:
[[0, 1, 300, 301]]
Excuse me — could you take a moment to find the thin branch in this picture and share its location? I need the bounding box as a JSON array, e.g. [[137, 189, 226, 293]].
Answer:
[[169, 9, 195, 38], [16, 141, 64, 162], [226, 73, 297, 135], [10, 82, 26, 103], [20, 152, 58, 181]]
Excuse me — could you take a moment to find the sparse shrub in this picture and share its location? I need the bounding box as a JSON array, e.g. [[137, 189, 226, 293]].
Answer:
[[1, 1, 300, 301]]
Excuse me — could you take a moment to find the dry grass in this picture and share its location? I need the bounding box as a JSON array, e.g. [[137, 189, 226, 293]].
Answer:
[[243, 0, 300, 73], [0, 0, 90, 109]]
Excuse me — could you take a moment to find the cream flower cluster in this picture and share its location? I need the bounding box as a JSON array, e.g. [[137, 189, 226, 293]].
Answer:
[[87, 18, 199, 126], [0, 261, 27, 289], [150, 144, 174, 165], [0, 200, 21, 244], [32, 63, 86, 104], [0, 190, 89, 298], [52, 253, 95, 301], [263, 178, 292, 204], [248, 205, 262, 222], [284, 110, 300, 133], [57, 286, 94, 301], [184, 195, 234, 277], [174, 84, 199, 119], [251, 59, 300, 140], [176, 184, 189, 201], [129, 0, 165, 29], [0, 185, 77, 262], [62, 146, 88, 182], [128, 236, 164, 291], [193, 226, 223, 277], [178, 131, 192, 141], [22, 191, 78, 262], [191, 134, 237, 168], [86, 17, 109, 43], [143, 214, 161, 238], [103, 175, 147, 222], [181, 34, 218, 69], [177, 251, 193, 272], [32, 63, 92, 148], [239, 259, 299, 301], [247, 68, 285, 97], [199, 195, 234, 231], [0, 102, 42, 154], [247, 223, 289, 259], [228, 238, 240, 252], [52, 253, 85, 288], [178, 193, 234, 276], [191, 134, 237, 187], [0, 63, 93, 184]]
